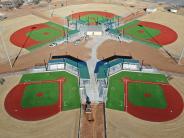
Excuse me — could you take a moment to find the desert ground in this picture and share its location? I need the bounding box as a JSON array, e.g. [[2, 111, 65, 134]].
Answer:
[[0, 0, 184, 138], [97, 40, 184, 73], [0, 38, 91, 73]]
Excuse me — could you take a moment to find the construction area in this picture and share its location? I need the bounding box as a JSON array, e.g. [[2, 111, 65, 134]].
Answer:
[[0, 0, 184, 138]]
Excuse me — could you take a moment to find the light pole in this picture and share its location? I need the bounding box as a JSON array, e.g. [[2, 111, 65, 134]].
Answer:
[[178, 47, 184, 65], [0, 26, 12, 68], [12, 26, 36, 67], [138, 24, 177, 63], [48, 0, 51, 14], [51, 4, 57, 17]]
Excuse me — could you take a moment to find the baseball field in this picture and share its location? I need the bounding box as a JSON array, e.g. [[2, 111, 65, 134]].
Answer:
[[10, 21, 78, 51], [4, 71, 80, 121], [110, 20, 178, 48], [67, 11, 120, 25], [0, 1, 184, 138], [106, 71, 183, 122]]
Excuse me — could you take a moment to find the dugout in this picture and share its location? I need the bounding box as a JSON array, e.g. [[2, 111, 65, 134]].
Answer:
[[122, 59, 140, 71], [48, 55, 90, 86], [94, 55, 132, 80], [48, 59, 65, 70]]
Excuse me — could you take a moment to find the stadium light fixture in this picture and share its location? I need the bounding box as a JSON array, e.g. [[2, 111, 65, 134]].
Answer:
[[178, 48, 184, 65], [0, 27, 13, 69]]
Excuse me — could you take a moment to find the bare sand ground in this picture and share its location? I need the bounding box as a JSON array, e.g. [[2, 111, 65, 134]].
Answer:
[[106, 107, 184, 138], [0, 2, 50, 19], [139, 10, 184, 58], [42, 3, 134, 18], [97, 39, 184, 73], [59, 0, 154, 9], [0, 14, 47, 64], [1, 0, 151, 20], [0, 39, 91, 73], [169, 76, 184, 95], [0, 75, 80, 138]]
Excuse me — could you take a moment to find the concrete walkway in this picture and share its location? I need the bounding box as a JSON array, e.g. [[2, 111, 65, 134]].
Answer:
[[85, 36, 108, 102]]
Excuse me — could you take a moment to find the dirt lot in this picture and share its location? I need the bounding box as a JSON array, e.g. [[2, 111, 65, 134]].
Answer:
[[0, 75, 80, 138], [170, 76, 184, 96], [42, 3, 134, 18], [0, 40, 91, 73], [97, 39, 184, 73], [106, 107, 184, 138]]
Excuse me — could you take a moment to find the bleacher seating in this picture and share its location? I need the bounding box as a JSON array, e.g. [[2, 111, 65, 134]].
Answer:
[[95, 56, 140, 79], [48, 55, 90, 79]]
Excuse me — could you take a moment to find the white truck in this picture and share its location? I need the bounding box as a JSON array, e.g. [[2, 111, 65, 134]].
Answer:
[[49, 39, 66, 47]]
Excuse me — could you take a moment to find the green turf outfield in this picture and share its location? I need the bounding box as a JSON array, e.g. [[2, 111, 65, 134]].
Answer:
[[21, 82, 59, 108], [46, 21, 79, 36], [128, 82, 167, 109], [118, 20, 160, 40], [80, 14, 108, 24], [117, 20, 140, 31], [106, 71, 168, 111], [124, 25, 160, 40], [20, 71, 80, 110], [69, 14, 119, 25], [114, 20, 161, 48], [46, 22, 68, 31], [27, 28, 61, 41], [26, 22, 78, 51]]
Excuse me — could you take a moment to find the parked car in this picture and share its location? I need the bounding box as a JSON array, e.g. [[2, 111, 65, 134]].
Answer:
[[49, 42, 57, 47], [0, 14, 7, 21], [74, 39, 80, 46], [55, 39, 66, 45]]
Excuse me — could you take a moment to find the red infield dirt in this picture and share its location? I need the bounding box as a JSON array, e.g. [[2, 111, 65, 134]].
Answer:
[[36, 92, 44, 97], [123, 78, 184, 122], [70, 11, 116, 19], [4, 78, 65, 121], [10, 23, 65, 49], [10, 23, 48, 48], [144, 93, 152, 98], [138, 21, 178, 46]]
